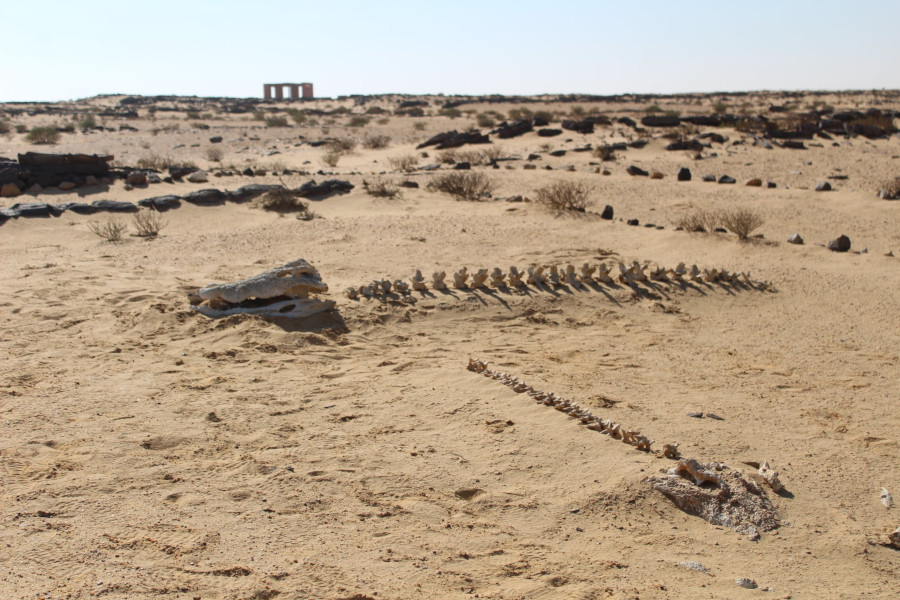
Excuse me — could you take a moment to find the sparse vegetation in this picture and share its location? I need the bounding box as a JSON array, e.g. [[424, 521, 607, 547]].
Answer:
[[87, 218, 128, 242], [321, 151, 341, 168], [255, 188, 312, 217], [26, 126, 61, 144], [413, 121, 426, 131], [535, 181, 593, 212], [15, 124, 28, 134], [675, 209, 722, 233], [879, 177, 900, 199], [327, 138, 357, 153], [508, 108, 533, 121], [388, 154, 418, 172], [363, 178, 401, 199], [428, 171, 496, 201], [0, 120, 10, 135], [362, 134, 391, 149], [77, 115, 97, 129], [185, 110, 201, 119], [206, 146, 224, 162], [348, 115, 370, 128], [645, 104, 662, 113], [132, 209, 167, 238], [440, 107, 462, 119], [150, 123, 180, 135], [592, 146, 616, 161], [252, 111, 265, 121], [720, 208, 765, 240], [476, 113, 496, 128], [287, 108, 307, 125], [136, 152, 194, 170], [265, 116, 289, 128]]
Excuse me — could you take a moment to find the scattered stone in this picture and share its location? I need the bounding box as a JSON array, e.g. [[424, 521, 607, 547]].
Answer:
[[523, 164, 537, 170], [735, 578, 758, 589], [138, 195, 182, 211], [92, 200, 138, 213], [746, 178, 762, 187], [493, 119, 532, 139], [146, 172, 162, 184], [182, 188, 228, 205], [186, 170, 209, 183], [227, 183, 282, 203], [650, 172, 664, 179], [242, 167, 254, 177], [687, 412, 704, 418], [453, 162, 471, 170], [1, 182, 22, 197], [537, 128, 563, 137], [85, 175, 98, 186], [26, 184, 42, 194], [400, 181, 419, 188], [815, 181, 832, 192], [549, 150, 566, 157], [665, 139, 704, 152], [641, 115, 681, 127], [718, 175, 736, 184], [209, 136, 223, 143], [9, 202, 54, 218], [702, 174, 716, 182], [677, 561, 708, 572], [787, 233, 804, 245], [600, 205, 614, 220], [781, 140, 807, 150], [677, 167, 691, 181], [767, 181, 777, 188], [827, 234, 851, 252], [627, 219, 639, 226], [561, 119, 594, 134], [169, 166, 200, 179], [626, 165, 649, 177], [889, 526, 900, 548], [125, 172, 148, 186], [416, 130, 490, 150]]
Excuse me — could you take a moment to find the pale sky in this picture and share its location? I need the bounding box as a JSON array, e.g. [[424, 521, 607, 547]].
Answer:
[[2, 0, 898, 102]]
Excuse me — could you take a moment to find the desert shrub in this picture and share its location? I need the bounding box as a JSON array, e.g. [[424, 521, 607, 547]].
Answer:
[[480, 145, 504, 162], [331, 106, 351, 115], [376, 117, 390, 125], [388, 154, 418, 172], [206, 146, 224, 162], [26, 126, 61, 144], [534, 110, 554, 123], [57, 122, 75, 133], [185, 110, 201, 119], [15, 124, 28, 133], [476, 113, 496, 128], [150, 123, 180, 135], [252, 111, 265, 121], [265, 116, 289, 128], [255, 188, 311, 215], [413, 121, 426, 131], [365, 106, 387, 115], [321, 151, 341, 167], [437, 149, 458, 164], [0, 120, 10, 135], [675, 209, 722, 233], [592, 146, 616, 161], [190, 122, 210, 130], [362, 134, 391, 149], [87, 218, 127, 242], [428, 171, 496, 201], [132, 209, 166, 238], [645, 104, 662, 113], [720, 207, 764, 240], [440, 107, 462, 119], [287, 108, 307, 124], [878, 177, 900, 199], [712, 102, 729, 114], [327, 138, 357, 153], [137, 153, 174, 170], [363, 178, 400, 198], [508, 108, 533, 120], [535, 181, 593, 212], [570, 105, 585, 116], [77, 115, 97, 129], [348, 115, 370, 128]]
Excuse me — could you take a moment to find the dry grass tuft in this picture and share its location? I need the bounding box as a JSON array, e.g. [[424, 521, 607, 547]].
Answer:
[[132, 209, 167, 238], [206, 146, 224, 162], [878, 177, 900, 199], [87, 218, 128, 242], [362, 134, 391, 149], [535, 181, 593, 212], [428, 171, 496, 201], [720, 207, 765, 240], [26, 126, 61, 144], [388, 154, 419, 173], [364, 179, 401, 199], [674, 209, 722, 233], [256, 188, 311, 216]]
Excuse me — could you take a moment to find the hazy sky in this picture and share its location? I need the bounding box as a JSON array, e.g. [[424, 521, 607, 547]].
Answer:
[[3, 0, 899, 101]]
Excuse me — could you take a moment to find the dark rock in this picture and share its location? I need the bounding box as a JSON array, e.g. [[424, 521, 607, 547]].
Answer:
[[227, 184, 282, 203], [549, 150, 566, 157], [92, 200, 138, 213], [561, 119, 594, 134], [627, 139, 648, 149], [10, 202, 54, 218], [677, 167, 692, 182], [780, 140, 807, 150], [572, 145, 592, 153], [641, 115, 681, 127], [665, 139, 704, 152], [297, 179, 355, 198], [617, 116, 637, 128], [399, 100, 428, 109], [182, 188, 228, 205], [682, 115, 723, 127], [746, 178, 762, 187], [600, 205, 614, 220], [532, 116, 548, 127], [714, 227, 728, 233], [0, 207, 18, 221], [698, 132, 727, 144], [125, 171, 148, 186], [416, 130, 490, 150], [537, 128, 563, 137], [63, 202, 100, 215], [767, 181, 777, 188], [815, 181, 832, 192], [644, 223, 655, 228], [527, 153, 541, 161], [453, 162, 471, 170], [627, 219, 640, 226], [242, 167, 254, 176], [786, 233, 804, 245], [493, 119, 532, 139], [827, 234, 851, 252], [718, 175, 736, 184], [138, 195, 182, 211], [400, 181, 419, 188], [702, 175, 716, 182], [626, 165, 649, 177], [209, 136, 223, 143], [169, 166, 200, 179]]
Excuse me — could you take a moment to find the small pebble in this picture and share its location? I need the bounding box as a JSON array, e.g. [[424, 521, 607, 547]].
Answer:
[[736, 578, 758, 589]]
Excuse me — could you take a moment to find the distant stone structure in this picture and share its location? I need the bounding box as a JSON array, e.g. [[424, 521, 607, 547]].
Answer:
[[263, 83, 313, 100]]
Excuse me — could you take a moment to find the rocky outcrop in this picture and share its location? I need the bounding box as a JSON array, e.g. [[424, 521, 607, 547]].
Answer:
[[416, 130, 491, 150]]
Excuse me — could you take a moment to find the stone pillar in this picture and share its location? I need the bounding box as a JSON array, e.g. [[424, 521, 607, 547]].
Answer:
[[290, 84, 300, 99], [263, 84, 272, 100], [302, 83, 313, 99], [275, 85, 284, 100]]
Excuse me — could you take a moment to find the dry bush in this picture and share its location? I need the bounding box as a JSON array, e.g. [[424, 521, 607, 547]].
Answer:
[[428, 171, 496, 201], [437, 149, 458, 164], [265, 116, 289, 128], [388, 154, 419, 172], [535, 181, 593, 212], [151, 124, 180, 136], [675, 209, 722, 233], [87, 218, 127, 242], [413, 121, 426, 131], [362, 134, 391, 149], [878, 177, 900, 199], [321, 151, 341, 168], [327, 138, 357, 153], [0, 120, 11, 135], [287, 109, 307, 124], [255, 188, 311, 216], [592, 146, 616, 161], [132, 209, 166, 238], [476, 113, 496, 128], [348, 115, 370, 128], [364, 178, 401, 199], [720, 208, 764, 239], [136, 153, 196, 170], [26, 126, 61, 144], [206, 146, 224, 162]]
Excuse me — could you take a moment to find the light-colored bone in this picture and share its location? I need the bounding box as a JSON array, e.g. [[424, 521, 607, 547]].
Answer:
[[547, 265, 561, 286], [508, 266, 525, 287], [890, 527, 900, 548], [634, 435, 653, 451], [689, 265, 701, 281], [198, 258, 327, 304], [432, 271, 447, 290], [672, 458, 722, 487], [580, 263, 596, 280], [344, 287, 359, 299], [471, 268, 489, 288], [393, 280, 410, 295], [758, 460, 783, 493], [670, 262, 687, 281], [630, 261, 648, 282], [596, 264, 613, 283], [881, 487, 893, 509], [194, 298, 335, 319], [650, 266, 668, 281], [361, 284, 375, 298], [411, 269, 427, 290], [564, 264, 579, 286], [703, 268, 719, 283], [663, 443, 680, 459], [452, 267, 469, 289], [490, 267, 507, 287], [526, 265, 545, 286]]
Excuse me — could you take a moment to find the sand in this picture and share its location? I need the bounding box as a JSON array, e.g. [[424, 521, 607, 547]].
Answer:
[[1, 92, 898, 599]]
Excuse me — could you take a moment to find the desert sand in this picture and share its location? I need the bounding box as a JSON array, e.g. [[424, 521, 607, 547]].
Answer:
[[1, 91, 899, 599]]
